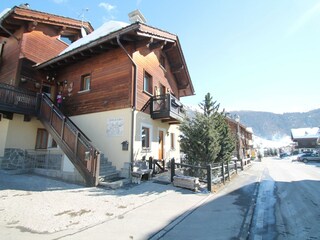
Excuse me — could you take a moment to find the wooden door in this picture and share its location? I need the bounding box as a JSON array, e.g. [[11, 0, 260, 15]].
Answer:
[[158, 130, 164, 160], [35, 128, 48, 149]]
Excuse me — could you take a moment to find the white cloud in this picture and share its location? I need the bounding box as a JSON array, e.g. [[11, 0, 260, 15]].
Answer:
[[99, 2, 116, 12], [287, 2, 320, 35]]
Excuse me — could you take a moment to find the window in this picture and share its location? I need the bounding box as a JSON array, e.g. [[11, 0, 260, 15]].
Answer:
[[160, 54, 165, 69], [141, 126, 150, 149], [170, 133, 175, 150], [0, 41, 6, 63], [81, 74, 91, 91], [143, 72, 153, 95], [35, 129, 48, 149]]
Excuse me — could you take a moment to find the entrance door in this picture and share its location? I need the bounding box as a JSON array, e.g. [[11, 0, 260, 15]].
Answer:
[[158, 130, 164, 160]]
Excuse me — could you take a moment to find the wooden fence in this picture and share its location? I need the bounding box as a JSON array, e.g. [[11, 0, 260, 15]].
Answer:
[[170, 158, 251, 191]]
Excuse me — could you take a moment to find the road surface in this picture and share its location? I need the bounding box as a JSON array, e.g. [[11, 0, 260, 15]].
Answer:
[[159, 157, 320, 240]]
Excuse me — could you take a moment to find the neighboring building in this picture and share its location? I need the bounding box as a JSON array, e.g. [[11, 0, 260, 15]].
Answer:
[[227, 117, 253, 159], [0, 6, 194, 186], [291, 127, 320, 151]]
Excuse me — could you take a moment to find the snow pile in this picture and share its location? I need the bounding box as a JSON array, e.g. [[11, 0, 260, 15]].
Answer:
[[60, 20, 129, 55], [253, 135, 293, 149]]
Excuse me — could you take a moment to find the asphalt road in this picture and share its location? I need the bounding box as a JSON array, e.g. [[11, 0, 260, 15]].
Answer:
[[159, 157, 320, 240]]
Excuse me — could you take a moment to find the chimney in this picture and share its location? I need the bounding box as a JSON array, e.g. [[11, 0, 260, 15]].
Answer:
[[19, 3, 30, 9], [128, 9, 146, 24]]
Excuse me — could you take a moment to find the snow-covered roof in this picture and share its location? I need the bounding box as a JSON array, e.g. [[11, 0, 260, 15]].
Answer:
[[0, 8, 11, 20], [291, 127, 320, 139], [60, 20, 129, 56]]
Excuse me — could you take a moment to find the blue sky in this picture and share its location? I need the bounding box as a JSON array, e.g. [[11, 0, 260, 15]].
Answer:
[[2, 0, 320, 114]]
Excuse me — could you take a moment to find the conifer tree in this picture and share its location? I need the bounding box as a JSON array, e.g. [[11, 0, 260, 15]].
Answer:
[[180, 93, 235, 166]]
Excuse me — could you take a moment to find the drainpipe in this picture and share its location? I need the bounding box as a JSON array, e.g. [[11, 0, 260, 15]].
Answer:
[[117, 35, 137, 174]]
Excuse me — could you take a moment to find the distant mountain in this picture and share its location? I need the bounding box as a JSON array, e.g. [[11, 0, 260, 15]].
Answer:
[[230, 109, 320, 140]]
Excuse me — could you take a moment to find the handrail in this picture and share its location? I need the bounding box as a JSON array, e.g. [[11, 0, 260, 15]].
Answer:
[[38, 93, 101, 186], [41, 94, 93, 143]]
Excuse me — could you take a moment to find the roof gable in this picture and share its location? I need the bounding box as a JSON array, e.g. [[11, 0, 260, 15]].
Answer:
[[0, 6, 93, 39], [36, 21, 194, 97], [291, 127, 320, 139]]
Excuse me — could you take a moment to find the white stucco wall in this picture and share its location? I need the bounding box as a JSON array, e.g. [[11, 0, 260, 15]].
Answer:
[[0, 118, 9, 157], [70, 109, 132, 170], [134, 111, 181, 162], [4, 114, 43, 150], [70, 109, 182, 170]]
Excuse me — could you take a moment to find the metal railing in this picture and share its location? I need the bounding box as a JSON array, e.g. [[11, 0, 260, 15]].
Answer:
[[151, 93, 185, 121], [26, 149, 63, 170]]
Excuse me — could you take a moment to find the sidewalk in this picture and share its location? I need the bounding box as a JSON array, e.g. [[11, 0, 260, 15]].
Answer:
[[0, 171, 210, 240], [0, 163, 261, 240]]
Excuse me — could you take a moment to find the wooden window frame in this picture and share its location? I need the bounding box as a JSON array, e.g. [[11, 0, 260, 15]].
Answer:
[[143, 71, 153, 96], [141, 124, 152, 150], [170, 133, 175, 150], [35, 128, 48, 149], [160, 54, 166, 69], [80, 74, 91, 92]]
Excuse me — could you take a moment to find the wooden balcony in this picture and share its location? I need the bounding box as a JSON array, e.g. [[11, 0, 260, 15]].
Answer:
[[150, 94, 185, 124], [0, 83, 38, 116]]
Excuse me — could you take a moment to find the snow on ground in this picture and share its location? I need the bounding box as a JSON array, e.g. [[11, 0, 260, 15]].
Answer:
[[253, 135, 293, 149], [0, 171, 173, 234]]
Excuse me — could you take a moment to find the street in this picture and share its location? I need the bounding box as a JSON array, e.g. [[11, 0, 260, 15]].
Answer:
[[159, 157, 320, 240]]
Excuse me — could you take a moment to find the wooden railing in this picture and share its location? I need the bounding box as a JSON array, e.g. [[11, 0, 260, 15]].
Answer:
[[38, 93, 100, 186], [150, 93, 185, 123], [0, 83, 38, 115], [170, 158, 242, 192]]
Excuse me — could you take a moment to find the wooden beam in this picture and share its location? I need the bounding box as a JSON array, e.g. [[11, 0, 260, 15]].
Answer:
[[27, 21, 37, 32], [171, 64, 184, 73], [148, 40, 166, 50], [162, 42, 176, 52]]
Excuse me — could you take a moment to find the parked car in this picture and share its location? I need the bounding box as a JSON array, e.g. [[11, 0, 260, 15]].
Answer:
[[297, 153, 320, 163], [280, 153, 290, 158]]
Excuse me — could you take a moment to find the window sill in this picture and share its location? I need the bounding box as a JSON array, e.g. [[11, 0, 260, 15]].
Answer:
[[159, 64, 167, 73], [141, 148, 151, 153], [78, 89, 90, 94], [143, 90, 153, 97]]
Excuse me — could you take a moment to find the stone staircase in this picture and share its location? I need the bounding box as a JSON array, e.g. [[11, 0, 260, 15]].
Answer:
[[99, 154, 129, 189]]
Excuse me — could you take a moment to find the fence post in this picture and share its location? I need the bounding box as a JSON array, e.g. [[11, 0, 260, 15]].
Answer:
[[241, 158, 244, 171], [207, 164, 212, 192], [221, 162, 225, 184], [227, 162, 230, 180], [170, 158, 175, 182], [148, 157, 153, 169]]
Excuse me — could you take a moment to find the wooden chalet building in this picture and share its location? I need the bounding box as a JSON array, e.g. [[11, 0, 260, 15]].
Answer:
[[0, 6, 194, 186], [291, 127, 320, 151], [226, 117, 253, 159]]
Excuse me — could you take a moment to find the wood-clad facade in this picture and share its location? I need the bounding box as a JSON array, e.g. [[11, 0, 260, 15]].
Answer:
[[0, 6, 195, 184], [0, 6, 93, 91]]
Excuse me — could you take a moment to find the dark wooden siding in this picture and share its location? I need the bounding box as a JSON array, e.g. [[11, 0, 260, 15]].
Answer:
[[21, 23, 67, 64], [0, 29, 22, 85], [134, 44, 179, 111], [55, 47, 133, 116]]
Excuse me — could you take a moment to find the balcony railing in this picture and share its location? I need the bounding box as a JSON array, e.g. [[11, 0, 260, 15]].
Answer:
[[0, 83, 38, 115], [150, 94, 185, 123]]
